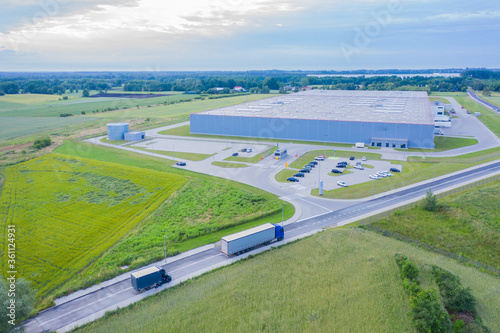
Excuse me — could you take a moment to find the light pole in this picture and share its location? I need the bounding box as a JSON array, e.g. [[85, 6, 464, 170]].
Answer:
[[281, 204, 284, 227], [163, 235, 168, 264], [372, 178, 375, 198]]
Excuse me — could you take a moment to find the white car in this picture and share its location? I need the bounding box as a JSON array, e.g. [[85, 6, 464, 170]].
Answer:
[[354, 165, 364, 170], [247, 148, 252, 153], [382, 170, 393, 176], [315, 156, 325, 161], [362, 156, 367, 161], [369, 174, 380, 180], [376, 171, 388, 178], [337, 181, 348, 187]]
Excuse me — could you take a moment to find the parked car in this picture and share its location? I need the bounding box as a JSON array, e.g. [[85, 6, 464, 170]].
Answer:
[[337, 181, 348, 187], [362, 156, 367, 161], [315, 156, 325, 161], [309, 161, 318, 165], [176, 162, 186, 166], [376, 171, 388, 177], [305, 163, 315, 168], [354, 165, 364, 170], [381, 170, 393, 176], [336, 164, 347, 168], [232, 152, 238, 157], [349, 156, 355, 160], [389, 168, 401, 173], [294, 172, 305, 177], [369, 174, 380, 180], [331, 169, 342, 174], [287, 177, 299, 182], [356, 161, 362, 165], [241, 148, 247, 152], [300, 169, 311, 173], [337, 161, 348, 165], [247, 148, 252, 153]]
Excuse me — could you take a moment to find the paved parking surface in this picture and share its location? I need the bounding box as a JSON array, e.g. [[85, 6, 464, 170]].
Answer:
[[285, 157, 402, 191]]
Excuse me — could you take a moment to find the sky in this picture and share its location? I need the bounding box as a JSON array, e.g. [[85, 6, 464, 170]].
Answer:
[[0, 0, 499, 71]]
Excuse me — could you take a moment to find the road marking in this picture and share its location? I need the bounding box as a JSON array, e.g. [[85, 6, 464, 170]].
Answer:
[[297, 198, 332, 212], [39, 286, 134, 327], [291, 184, 306, 190], [169, 253, 224, 274]]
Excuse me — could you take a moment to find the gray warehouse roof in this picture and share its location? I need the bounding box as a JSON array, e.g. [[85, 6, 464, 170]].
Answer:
[[196, 90, 434, 125]]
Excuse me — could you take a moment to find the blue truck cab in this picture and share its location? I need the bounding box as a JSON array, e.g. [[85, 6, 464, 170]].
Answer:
[[273, 224, 284, 241]]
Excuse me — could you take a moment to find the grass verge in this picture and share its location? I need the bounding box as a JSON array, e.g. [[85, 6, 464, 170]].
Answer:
[[289, 150, 381, 169], [225, 146, 278, 163], [395, 136, 479, 153], [211, 161, 250, 168], [133, 147, 215, 161], [370, 180, 500, 268]]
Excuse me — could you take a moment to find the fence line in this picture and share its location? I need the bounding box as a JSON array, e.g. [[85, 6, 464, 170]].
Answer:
[[358, 174, 500, 276]]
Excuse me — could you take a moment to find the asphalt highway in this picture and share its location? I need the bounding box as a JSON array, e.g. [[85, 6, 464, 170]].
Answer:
[[25, 160, 500, 332]]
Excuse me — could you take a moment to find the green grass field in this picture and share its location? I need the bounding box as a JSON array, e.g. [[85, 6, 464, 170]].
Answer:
[[275, 168, 298, 182], [396, 136, 479, 153], [0, 116, 98, 141], [91, 94, 277, 120], [72, 228, 500, 333], [372, 180, 500, 268], [212, 161, 250, 168], [133, 147, 215, 161], [429, 97, 450, 104], [63, 177, 290, 295], [0, 154, 186, 302], [454, 95, 500, 138], [482, 91, 500, 108], [0, 93, 195, 118], [313, 161, 469, 199]]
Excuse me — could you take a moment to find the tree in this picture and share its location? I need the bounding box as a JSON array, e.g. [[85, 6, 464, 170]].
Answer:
[[82, 89, 90, 97], [423, 189, 438, 212], [410, 289, 451, 333], [482, 86, 491, 97], [0, 278, 35, 332]]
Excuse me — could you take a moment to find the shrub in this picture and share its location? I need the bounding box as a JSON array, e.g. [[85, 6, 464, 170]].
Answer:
[[432, 267, 477, 313], [410, 289, 451, 333], [81, 111, 86, 115], [402, 278, 422, 296], [401, 261, 419, 281], [62, 96, 68, 100], [33, 137, 52, 150], [423, 188, 438, 212]]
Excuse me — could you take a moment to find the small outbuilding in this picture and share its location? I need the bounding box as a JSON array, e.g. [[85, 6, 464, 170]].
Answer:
[[107, 122, 129, 140], [124, 131, 146, 141]]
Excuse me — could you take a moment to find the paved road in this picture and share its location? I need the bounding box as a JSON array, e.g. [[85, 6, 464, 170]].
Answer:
[[467, 89, 500, 112], [25, 160, 500, 332]]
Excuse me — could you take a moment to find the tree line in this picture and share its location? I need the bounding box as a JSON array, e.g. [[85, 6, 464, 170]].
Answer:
[[1, 70, 499, 96]]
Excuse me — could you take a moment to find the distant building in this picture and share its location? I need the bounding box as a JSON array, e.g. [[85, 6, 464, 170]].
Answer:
[[124, 131, 146, 141], [233, 86, 246, 92]]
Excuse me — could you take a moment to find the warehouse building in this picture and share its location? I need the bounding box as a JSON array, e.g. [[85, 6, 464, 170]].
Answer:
[[190, 90, 436, 149]]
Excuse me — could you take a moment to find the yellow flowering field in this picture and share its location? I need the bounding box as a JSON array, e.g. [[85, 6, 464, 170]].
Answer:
[[0, 153, 186, 298]]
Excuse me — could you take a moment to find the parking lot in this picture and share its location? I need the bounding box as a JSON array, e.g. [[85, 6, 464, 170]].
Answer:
[[286, 156, 403, 191]]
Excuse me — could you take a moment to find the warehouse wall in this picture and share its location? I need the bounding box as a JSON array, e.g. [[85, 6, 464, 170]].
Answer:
[[190, 114, 435, 149]]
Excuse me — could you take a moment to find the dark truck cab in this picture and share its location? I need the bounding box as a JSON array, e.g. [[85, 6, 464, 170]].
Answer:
[[130, 266, 171, 291]]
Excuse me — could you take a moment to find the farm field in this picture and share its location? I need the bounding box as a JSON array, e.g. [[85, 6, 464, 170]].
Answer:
[[0, 116, 97, 141], [72, 228, 500, 333], [0, 153, 187, 304], [372, 179, 500, 268], [90, 94, 277, 119], [0, 93, 195, 118], [52, 140, 293, 293], [71, 177, 288, 292]]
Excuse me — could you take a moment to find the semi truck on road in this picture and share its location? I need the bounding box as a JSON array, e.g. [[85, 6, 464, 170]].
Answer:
[[221, 223, 284, 256], [130, 266, 172, 291]]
